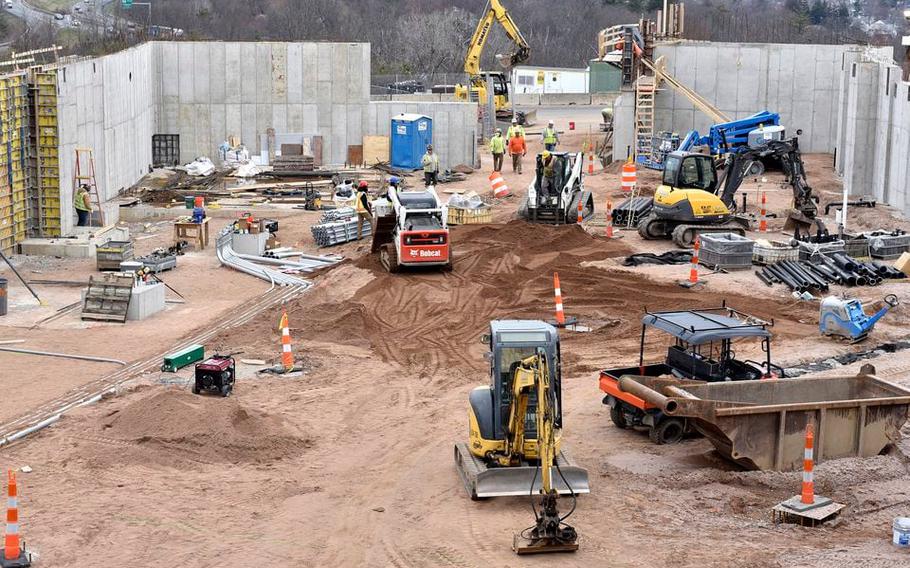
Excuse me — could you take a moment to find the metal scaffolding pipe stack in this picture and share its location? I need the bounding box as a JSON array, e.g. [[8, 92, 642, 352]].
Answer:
[[216, 227, 314, 286]]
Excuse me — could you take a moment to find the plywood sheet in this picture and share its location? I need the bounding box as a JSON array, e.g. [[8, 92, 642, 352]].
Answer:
[[363, 135, 389, 165]]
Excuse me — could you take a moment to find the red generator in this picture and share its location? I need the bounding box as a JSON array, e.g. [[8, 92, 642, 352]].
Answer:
[[193, 355, 236, 397]]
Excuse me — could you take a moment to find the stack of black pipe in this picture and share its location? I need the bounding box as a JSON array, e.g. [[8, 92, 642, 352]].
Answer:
[[755, 252, 905, 292], [612, 197, 653, 227]]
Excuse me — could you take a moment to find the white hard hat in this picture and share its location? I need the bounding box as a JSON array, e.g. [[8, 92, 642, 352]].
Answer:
[[548, 120, 554, 125], [511, 119, 518, 124]]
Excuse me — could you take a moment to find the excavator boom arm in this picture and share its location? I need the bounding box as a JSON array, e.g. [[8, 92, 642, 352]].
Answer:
[[464, 0, 531, 76]]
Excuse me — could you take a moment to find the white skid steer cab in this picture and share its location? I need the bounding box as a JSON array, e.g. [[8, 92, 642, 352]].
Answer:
[[519, 151, 594, 225], [372, 185, 452, 273]]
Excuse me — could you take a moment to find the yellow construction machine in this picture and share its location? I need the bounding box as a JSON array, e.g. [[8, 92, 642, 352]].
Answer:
[[637, 137, 822, 247], [455, 0, 534, 125], [454, 320, 588, 554]]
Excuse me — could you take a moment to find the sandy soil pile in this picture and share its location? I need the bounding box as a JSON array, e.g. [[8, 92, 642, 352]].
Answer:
[[86, 388, 311, 467]]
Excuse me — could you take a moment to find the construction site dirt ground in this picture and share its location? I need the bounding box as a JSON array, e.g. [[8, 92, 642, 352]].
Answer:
[[2, 131, 910, 566]]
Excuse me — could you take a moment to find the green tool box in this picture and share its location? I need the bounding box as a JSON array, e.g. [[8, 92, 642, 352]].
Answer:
[[160, 344, 205, 372]]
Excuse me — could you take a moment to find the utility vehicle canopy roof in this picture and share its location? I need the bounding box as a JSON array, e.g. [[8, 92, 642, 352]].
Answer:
[[641, 308, 771, 344]]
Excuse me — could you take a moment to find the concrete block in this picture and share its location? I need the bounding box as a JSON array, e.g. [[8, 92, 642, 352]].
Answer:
[[539, 93, 591, 105], [127, 282, 166, 321], [231, 232, 269, 256]]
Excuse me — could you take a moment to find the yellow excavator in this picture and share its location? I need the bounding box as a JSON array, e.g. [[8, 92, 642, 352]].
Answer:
[[454, 320, 588, 554], [455, 0, 534, 125], [638, 137, 822, 247]]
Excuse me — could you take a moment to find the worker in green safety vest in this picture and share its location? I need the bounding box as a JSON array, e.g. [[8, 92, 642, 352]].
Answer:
[[488, 129, 505, 172], [542, 120, 559, 152], [421, 144, 440, 187], [506, 118, 525, 141], [74, 184, 92, 227]]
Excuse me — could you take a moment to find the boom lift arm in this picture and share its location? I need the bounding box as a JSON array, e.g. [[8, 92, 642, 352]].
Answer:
[[464, 0, 530, 77]]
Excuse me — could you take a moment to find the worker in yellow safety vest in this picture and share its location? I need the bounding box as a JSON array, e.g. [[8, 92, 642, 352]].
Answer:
[[540, 150, 557, 200], [542, 120, 559, 151], [355, 181, 373, 240], [421, 144, 440, 187], [75, 183, 92, 226], [489, 129, 505, 172], [506, 118, 525, 141]]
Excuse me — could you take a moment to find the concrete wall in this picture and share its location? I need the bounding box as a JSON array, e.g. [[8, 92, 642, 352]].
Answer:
[[56, 44, 156, 235], [50, 41, 478, 235], [156, 41, 371, 165], [837, 56, 910, 216], [652, 41, 859, 153], [366, 102, 476, 169]]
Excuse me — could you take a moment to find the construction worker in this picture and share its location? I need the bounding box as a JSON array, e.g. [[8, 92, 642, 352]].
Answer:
[[421, 144, 440, 187], [506, 118, 525, 141], [355, 181, 373, 240], [540, 151, 556, 200], [508, 130, 527, 174], [489, 129, 505, 172], [542, 120, 559, 152], [74, 183, 92, 227]]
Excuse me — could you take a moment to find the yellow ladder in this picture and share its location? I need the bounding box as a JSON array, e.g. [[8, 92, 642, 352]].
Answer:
[[73, 147, 104, 227]]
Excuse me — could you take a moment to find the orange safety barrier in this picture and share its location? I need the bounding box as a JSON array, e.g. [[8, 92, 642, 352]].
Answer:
[[801, 423, 816, 505], [689, 237, 700, 284], [489, 171, 509, 198], [553, 273, 566, 326], [621, 162, 636, 192], [759, 191, 768, 232], [606, 200, 614, 238]]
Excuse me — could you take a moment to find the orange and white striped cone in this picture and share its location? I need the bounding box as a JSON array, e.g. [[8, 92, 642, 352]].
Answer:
[[2, 471, 30, 568], [800, 423, 816, 505], [489, 171, 509, 198], [577, 197, 584, 224], [278, 308, 294, 373], [778, 422, 834, 514], [759, 191, 768, 232], [689, 237, 700, 284], [550, 272, 577, 328], [606, 200, 614, 238], [621, 161, 636, 192], [587, 152, 594, 175]]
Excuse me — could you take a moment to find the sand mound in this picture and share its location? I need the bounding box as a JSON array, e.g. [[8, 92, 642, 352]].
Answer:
[[91, 389, 311, 467]]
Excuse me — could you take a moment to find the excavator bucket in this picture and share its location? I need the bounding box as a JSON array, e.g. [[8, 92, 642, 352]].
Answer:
[[454, 443, 590, 499]]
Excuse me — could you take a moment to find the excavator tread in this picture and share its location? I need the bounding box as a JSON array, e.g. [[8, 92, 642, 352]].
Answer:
[[671, 222, 747, 248]]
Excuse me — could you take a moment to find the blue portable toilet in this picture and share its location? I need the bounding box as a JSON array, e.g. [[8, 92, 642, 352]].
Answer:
[[390, 114, 433, 170]]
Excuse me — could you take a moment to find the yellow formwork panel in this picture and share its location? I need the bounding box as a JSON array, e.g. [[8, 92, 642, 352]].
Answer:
[[39, 156, 59, 168], [39, 136, 56, 147]]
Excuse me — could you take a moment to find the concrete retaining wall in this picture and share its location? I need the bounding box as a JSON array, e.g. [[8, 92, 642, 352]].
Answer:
[[51, 41, 478, 234], [652, 42, 866, 153], [837, 56, 910, 217], [367, 101, 476, 169], [156, 41, 371, 166], [57, 44, 156, 235]]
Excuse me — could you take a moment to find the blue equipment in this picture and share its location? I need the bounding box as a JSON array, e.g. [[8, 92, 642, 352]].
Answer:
[[819, 294, 899, 343], [678, 111, 781, 155], [192, 206, 205, 223]]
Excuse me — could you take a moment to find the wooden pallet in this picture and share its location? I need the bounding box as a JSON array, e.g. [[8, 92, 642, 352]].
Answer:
[[81, 274, 133, 323]]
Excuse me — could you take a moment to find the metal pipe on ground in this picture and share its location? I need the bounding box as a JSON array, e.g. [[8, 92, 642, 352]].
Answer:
[[0, 347, 127, 365]]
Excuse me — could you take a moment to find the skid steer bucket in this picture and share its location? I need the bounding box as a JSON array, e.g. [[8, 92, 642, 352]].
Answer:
[[454, 443, 590, 499]]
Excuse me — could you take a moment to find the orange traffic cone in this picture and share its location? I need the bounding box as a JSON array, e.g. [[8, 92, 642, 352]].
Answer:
[[576, 197, 584, 224], [689, 237, 700, 284], [550, 273, 577, 328], [587, 152, 594, 175], [278, 308, 294, 372], [606, 200, 614, 238], [759, 191, 768, 232], [1, 471, 30, 568]]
